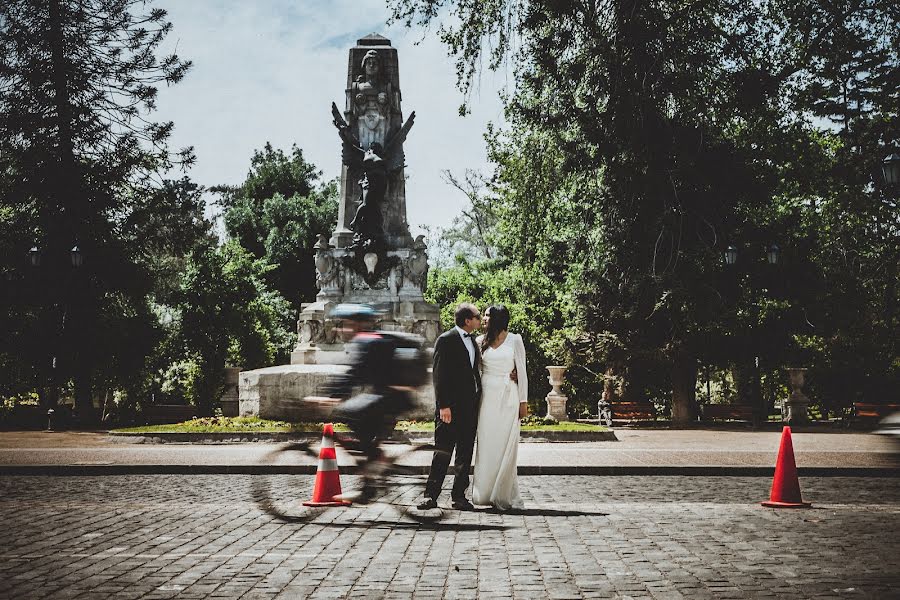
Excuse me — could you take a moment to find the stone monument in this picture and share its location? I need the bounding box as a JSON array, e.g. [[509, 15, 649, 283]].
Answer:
[[239, 35, 440, 421], [291, 33, 441, 365]]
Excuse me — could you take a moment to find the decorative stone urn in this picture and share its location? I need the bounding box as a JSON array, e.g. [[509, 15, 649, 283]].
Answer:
[[783, 367, 810, 425], [545, 366, 569, 421]]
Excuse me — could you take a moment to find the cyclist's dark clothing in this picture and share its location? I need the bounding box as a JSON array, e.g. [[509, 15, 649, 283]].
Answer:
[[326, 332, 414, 458]]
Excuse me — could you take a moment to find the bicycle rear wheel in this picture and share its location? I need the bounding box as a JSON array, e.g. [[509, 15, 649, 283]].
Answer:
[[251, 441, 351, 522]]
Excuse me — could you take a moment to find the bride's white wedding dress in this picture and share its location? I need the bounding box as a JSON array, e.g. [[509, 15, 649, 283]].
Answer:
[[472, 332, 527, 510]]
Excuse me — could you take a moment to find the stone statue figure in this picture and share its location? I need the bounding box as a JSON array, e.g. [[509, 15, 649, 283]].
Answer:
[[405, 234, 429, 288], [349, 151, 387, 250], [352, 50, 391, 150], [331, 101, 414, 172], [331, 101, 415, 249]]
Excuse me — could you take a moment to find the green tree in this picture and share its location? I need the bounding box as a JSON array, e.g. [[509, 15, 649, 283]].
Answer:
[[393, 0, 898, 423], [176, 240, 294, 416], [213, 143, 338, 309], [782, 1, 899, 412], [0, 0, 193, 420], [395, 0, 769, 422], [425, 256, 571, 410], [433, 169, 499, 263]]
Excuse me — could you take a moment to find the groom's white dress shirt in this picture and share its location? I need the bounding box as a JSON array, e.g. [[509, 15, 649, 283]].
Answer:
[[455, 325, 476, 367]]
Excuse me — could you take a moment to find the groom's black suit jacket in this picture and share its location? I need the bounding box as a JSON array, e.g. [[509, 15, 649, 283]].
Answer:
[[432, 329, 481, 417]]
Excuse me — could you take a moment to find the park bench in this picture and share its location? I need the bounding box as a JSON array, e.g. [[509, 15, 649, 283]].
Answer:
[[143, 404, 197, 425], [701, 404, 755, 422], [607, 401, 657, 423], [847, 402, 900, 428]]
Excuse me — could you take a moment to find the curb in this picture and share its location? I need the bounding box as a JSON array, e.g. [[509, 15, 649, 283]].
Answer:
[[2, 465, 897, 477], [106, 430, 619, 444]]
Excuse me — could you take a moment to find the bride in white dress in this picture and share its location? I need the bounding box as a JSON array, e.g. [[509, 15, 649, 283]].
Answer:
[[472, 304, 528, 510]]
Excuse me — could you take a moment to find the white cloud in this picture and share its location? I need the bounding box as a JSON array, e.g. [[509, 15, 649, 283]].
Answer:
[[153, 0, 507, 235]]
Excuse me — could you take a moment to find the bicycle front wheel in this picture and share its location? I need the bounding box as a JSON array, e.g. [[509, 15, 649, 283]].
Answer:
[[251, 441, 350, 523]]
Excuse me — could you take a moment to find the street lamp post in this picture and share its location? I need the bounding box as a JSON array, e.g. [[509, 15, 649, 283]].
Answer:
[[722, 242, 782, 426], [28, 242, 84, 423], [722, 244, 780, 267], [881, 153, 900, 186]]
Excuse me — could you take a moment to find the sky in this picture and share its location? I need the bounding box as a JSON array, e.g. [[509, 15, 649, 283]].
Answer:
[[153, 0, 508, 235]]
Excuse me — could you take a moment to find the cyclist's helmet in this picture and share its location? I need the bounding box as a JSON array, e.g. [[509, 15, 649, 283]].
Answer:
[[330, 303, 379, 322]]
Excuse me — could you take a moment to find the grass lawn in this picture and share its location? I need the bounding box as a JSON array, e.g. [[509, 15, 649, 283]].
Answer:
[[112, 417, 350, 434], [397, 420, 607, 432], [111, 416, 609, 434]]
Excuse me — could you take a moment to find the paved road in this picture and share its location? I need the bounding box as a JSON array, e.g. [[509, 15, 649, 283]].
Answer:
[[2, 430, 898, 472], [1, 474, 897, 599]]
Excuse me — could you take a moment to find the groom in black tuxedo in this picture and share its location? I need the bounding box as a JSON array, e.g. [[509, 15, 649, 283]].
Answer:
[[418, 302, 482, 511]]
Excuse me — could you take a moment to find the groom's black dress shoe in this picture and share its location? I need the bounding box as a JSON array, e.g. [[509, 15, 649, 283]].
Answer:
[[416, 498, 438, 510], [451, 499, 475, 511]]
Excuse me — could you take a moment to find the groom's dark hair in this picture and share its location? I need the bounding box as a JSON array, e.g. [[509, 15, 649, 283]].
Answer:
[[454, 302, 479, 327]]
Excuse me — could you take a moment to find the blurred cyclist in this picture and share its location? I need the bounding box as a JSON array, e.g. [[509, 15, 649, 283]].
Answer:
[[318, 303, 426, 502]]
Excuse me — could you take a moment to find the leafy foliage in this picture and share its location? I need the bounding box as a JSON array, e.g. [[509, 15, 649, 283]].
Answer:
[[213, 143, 338, 308], [0, 0, 195, 420], [396, 0, 899, 420], [174, 240, 295, 415]]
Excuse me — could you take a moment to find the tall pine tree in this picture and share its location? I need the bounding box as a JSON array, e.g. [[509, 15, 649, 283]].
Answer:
[[0, 0, 193, 420]]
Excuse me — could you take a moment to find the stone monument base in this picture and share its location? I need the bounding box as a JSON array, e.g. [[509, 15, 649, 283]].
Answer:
[[239, 363, 435, 422], [291, 299, 439, 365], [292, 242, 441, 365]]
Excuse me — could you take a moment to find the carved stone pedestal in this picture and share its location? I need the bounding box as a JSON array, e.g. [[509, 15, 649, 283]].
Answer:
[[239, 364, 435, 421], [219, 366, 240, 417], [291, 236, 440, 365], [545, 366, 569, 421]]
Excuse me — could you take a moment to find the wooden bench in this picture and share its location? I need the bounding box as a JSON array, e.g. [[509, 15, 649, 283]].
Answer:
[[701, 404, 755, 422], [143, 404, 197, 425], [608, 401, 656, 422], [849, 402, 900, 427]]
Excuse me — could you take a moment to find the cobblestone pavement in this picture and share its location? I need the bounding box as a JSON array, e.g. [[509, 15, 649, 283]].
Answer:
[[0, 475, 897, 599]]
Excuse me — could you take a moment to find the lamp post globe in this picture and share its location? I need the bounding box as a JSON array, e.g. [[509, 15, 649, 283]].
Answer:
[[28, 246, 41, 268], [724, 245, 738, 266], [70, 245, 83, 268]]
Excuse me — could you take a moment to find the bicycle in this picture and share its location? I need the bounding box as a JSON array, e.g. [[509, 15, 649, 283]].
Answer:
[[251, 398, 446, 523]]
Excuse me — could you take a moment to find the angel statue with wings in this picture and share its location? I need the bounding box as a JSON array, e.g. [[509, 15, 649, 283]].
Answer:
[[331, 101, 415, 250]]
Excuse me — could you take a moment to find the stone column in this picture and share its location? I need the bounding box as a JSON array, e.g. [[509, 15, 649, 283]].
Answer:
[[545, 366, 569, 421], [220, 366, 241, 417], [783, 367, 810, 425]]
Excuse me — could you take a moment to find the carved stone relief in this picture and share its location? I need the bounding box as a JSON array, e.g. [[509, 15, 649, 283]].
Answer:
[[298, 319, 322, 345], [413, 319, 440, 344], [404, 235, 429, 291]]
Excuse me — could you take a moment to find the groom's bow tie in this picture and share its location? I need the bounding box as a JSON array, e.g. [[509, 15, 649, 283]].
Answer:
[[464, 332, 477, 339]]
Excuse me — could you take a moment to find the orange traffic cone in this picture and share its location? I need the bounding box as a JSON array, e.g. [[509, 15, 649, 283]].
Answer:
[[761, 426, 811, 508], [303, 423, 351, 507]]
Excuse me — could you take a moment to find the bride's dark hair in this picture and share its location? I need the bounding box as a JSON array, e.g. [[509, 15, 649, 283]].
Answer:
[[481, 304, 510, 352]]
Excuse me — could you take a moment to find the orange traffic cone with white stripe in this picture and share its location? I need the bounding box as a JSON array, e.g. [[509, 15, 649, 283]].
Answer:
[[303, 423, 351, 507], [761, 426, 811, 508]]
